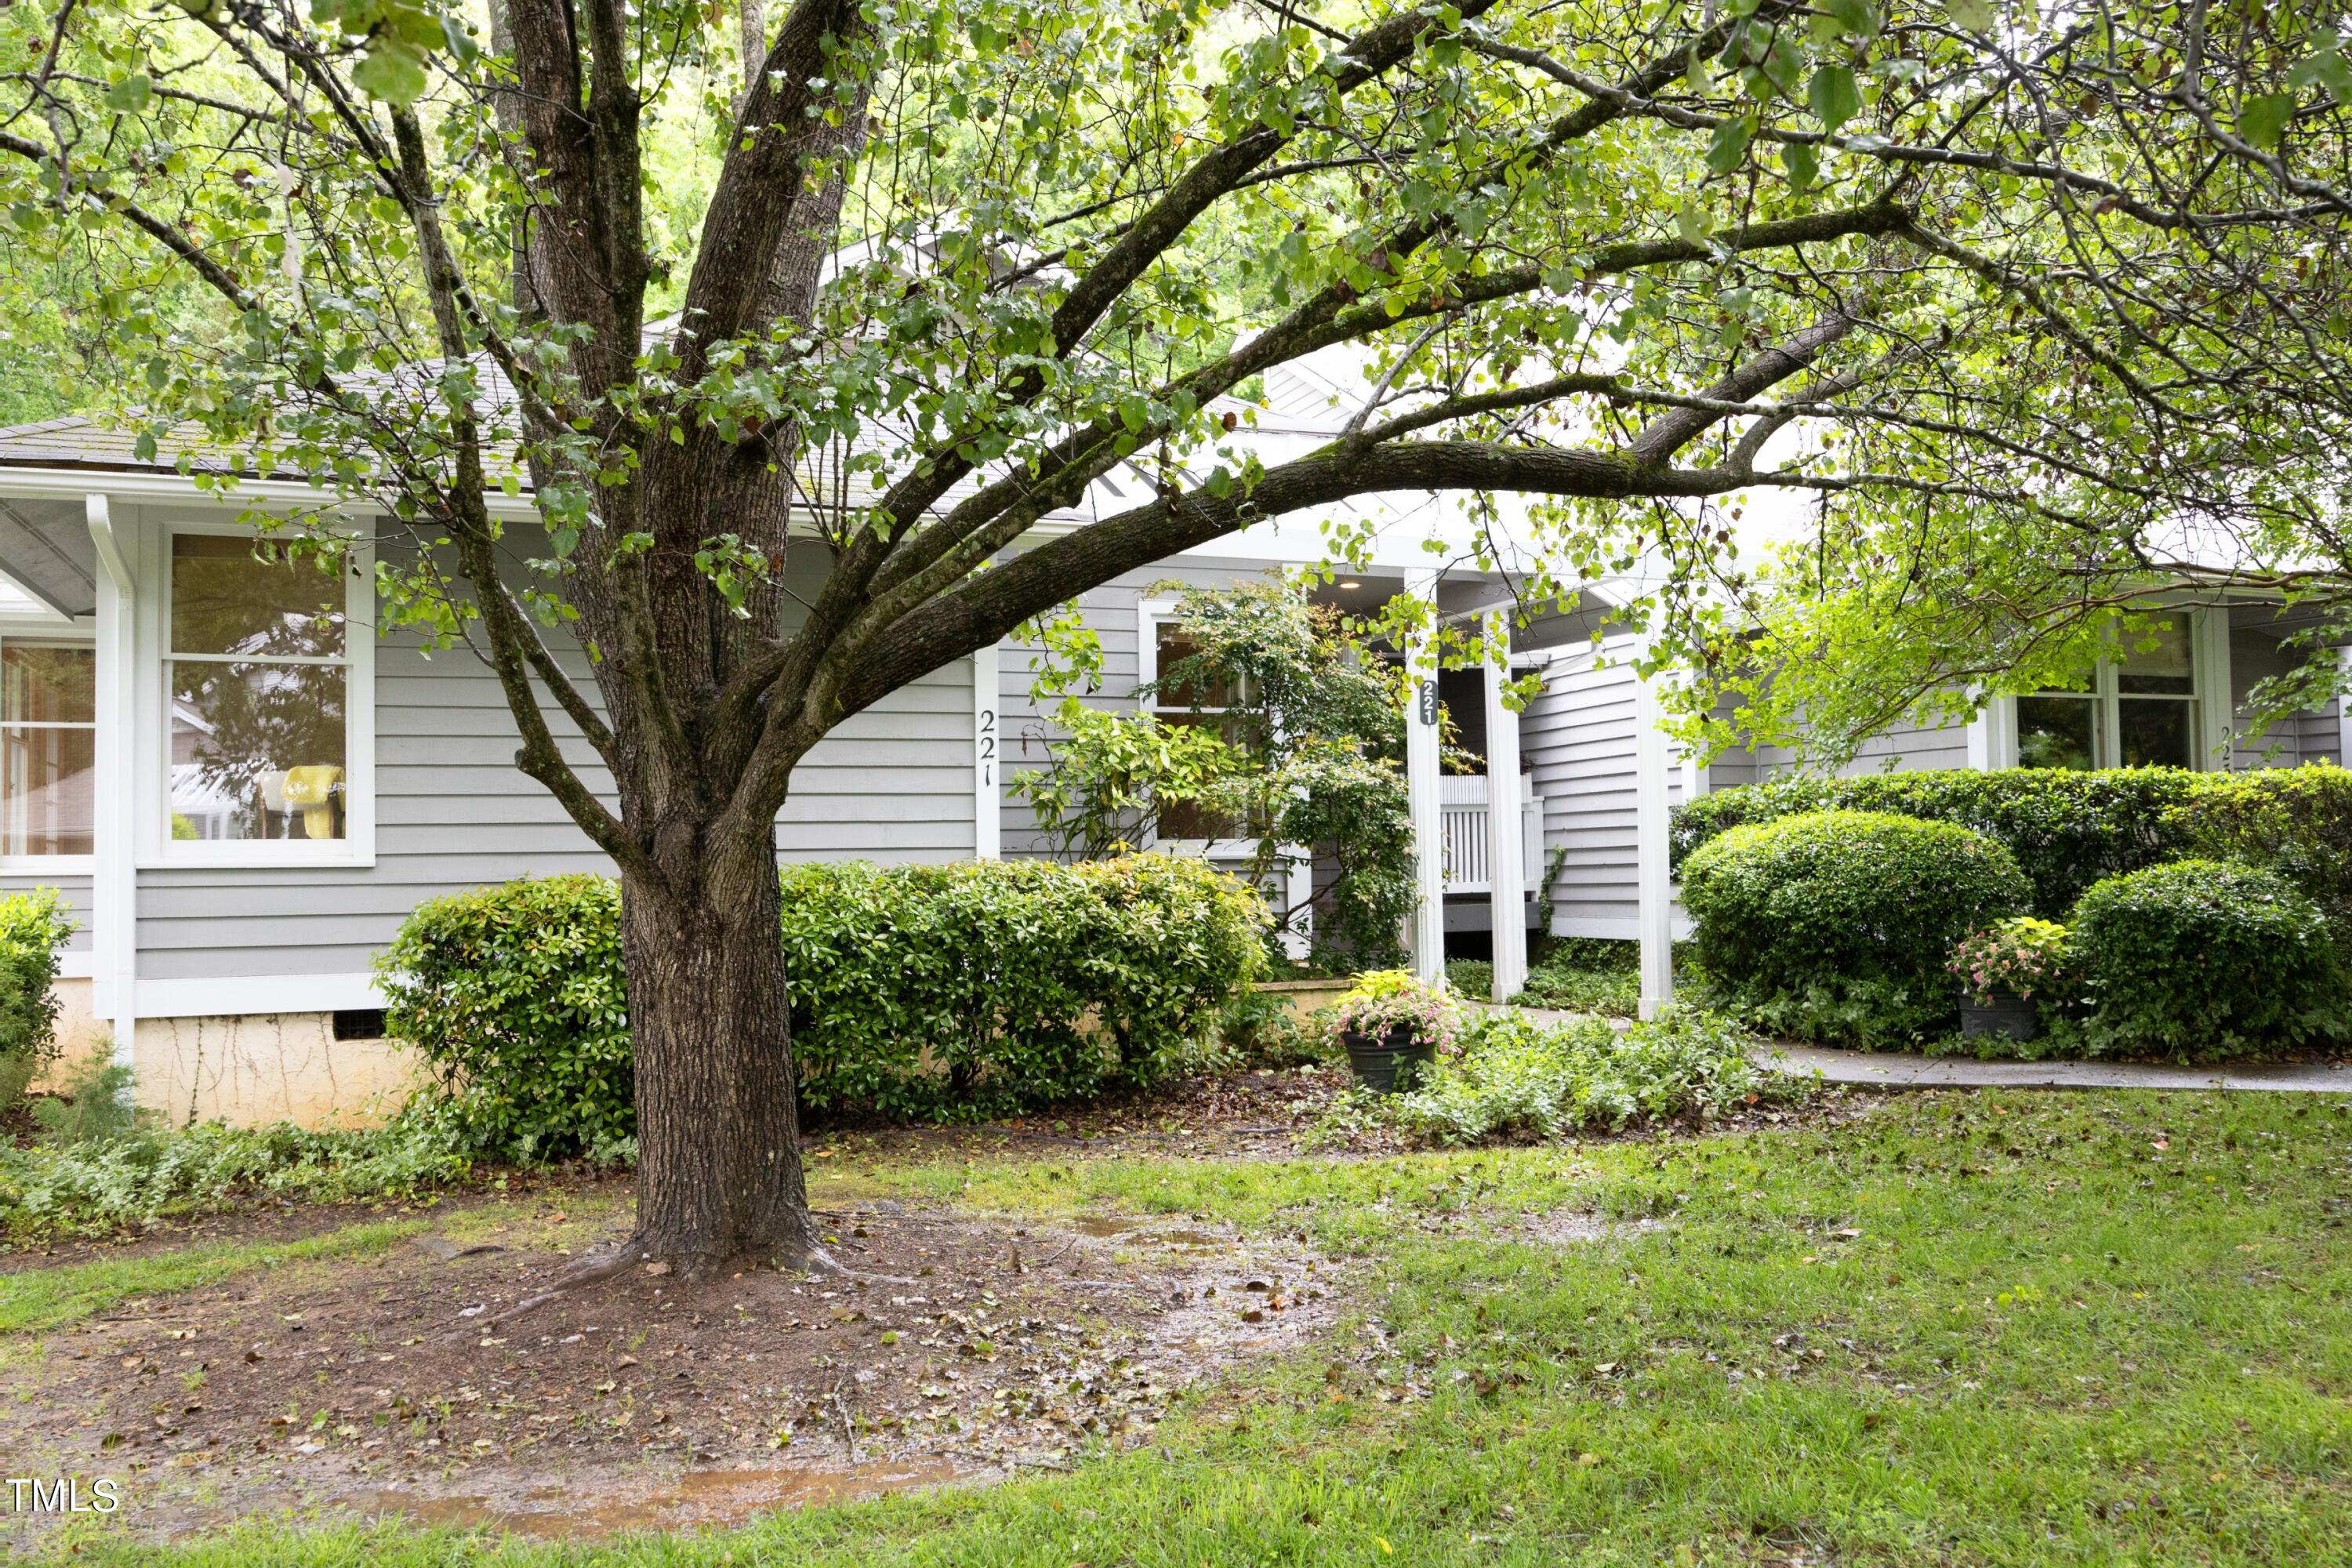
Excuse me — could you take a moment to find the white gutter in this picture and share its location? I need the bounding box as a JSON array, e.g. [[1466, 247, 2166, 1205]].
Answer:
[[87, 492, 132, 593]]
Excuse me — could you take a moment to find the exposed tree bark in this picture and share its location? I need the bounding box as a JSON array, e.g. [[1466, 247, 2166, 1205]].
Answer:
[[622, 838, 815, 1272]]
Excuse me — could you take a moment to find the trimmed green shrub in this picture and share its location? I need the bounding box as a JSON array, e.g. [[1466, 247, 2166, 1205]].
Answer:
[[2068, 859, 2348, 1061], [780, 855, 1267, 1119], [2169, 765, 2352, 936], [1682, 810, 2032, 1044], [1675, 768, 2213, 917], [0, 887, 77, 1105], [379, 855, 1268, 1155], [377, 874, 631, 1162]]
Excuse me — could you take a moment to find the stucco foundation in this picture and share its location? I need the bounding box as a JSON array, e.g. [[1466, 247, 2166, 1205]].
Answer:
[[27, 980, 417, 1128], [127, 1011, 419, 1129]]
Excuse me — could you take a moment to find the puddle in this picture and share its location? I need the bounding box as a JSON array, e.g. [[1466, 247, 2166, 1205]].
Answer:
[[1068, 1218, 1229, 1253], [1522, 1213, 1672, 1247], [342, 1457, 983, 1539]]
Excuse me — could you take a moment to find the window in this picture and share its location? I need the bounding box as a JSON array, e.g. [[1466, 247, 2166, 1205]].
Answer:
[[2016, 617, 2209, 772], [0, 641, 93, 858], [1150, 621, 1240, 842], [165, 533, 350, 844]]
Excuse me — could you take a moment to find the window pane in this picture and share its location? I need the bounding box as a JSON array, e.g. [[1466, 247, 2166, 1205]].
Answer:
[[2118, 698, 2192, 768], [1153, 624, 1232, 711], [2117, 620, 2193, 695], [3, 644, 93, 724], [2016, 695, 2097, 770], [169, 662, 347, 840], [0, 724, 92, 855], [170, 534, 345, 659]]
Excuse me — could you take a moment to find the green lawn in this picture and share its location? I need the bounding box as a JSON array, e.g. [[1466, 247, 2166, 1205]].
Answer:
[[34, 1087, 2352, 1566]]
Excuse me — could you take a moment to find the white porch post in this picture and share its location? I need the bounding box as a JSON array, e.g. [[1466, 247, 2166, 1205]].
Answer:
[[1482, 615, 1526, 1003], [1406, 568, 1446, 986], [973, 641, 1001, 859], [1632, 641, 1674, 1018], [87, 494, 137, 1065], [2190, 607, 2234, 771]]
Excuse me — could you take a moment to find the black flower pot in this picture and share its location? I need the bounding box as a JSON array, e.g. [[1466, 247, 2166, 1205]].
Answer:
[[1343, 1023, 1436, 1094], [1959, 989, 2038, 1043]]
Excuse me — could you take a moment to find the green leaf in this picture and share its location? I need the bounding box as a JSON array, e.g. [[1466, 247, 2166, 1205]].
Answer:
[[1782, 140, 1820, 191], [2287, 44, 2352, 107], [1704, 118, 1755, 176], [1814, 0, 1878, 38], [352, 37, 431, 103], [102, 74, 152, 114], [1807, 66, 1861, 133], [1945, 0, 1996, 33], [1674, 200, 1709, 249], [2237, 92, 2296, 150]]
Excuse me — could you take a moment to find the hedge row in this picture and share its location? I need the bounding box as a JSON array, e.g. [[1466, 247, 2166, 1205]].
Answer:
[[1679, 775, 2352, 1058], [378, 855, 1268, 1158], [1681, 810, 2032, 1044], [1671, 767, 2216, 918]]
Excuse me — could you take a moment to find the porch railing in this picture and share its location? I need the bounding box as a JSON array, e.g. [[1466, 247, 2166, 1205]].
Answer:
[[1439, 772, 1541, 895]]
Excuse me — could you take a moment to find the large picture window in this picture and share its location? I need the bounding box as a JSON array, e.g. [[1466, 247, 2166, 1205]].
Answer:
[[2016, 618, 2208, 772], [165, 534, 350, 843], [0, 641, 94, 858]]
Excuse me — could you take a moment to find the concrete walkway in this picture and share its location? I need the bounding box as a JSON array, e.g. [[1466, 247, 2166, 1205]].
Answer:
[[1754, 1041, 2352, 1094], [1501, 1006, 2352, 1094]]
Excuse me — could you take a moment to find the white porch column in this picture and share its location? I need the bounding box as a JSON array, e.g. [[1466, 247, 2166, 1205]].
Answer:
[[1406, 568, 1446, 985], [1482, 616, 1526, 1003], [973, 641, 1001, 858], [1632, 642, 1674, 1018], [2190, 607, 2234, 771], [87, 494, 137, 1065], [2339, 645, 2352, 768]]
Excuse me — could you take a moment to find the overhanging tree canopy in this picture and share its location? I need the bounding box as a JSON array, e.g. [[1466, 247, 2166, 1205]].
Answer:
[[2, 0, 2348, 1269]]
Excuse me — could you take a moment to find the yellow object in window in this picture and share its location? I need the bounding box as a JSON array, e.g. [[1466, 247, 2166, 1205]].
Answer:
[[282, 764, 343, 840]]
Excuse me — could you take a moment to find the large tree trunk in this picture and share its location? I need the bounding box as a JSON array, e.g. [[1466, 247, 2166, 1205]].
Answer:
[[621, 837, 815, 1274]]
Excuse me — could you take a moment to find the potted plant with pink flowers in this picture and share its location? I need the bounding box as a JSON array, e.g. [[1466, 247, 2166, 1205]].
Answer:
[[1328, 969, 1458, 1093], [1947, 916, 2071, 1042]]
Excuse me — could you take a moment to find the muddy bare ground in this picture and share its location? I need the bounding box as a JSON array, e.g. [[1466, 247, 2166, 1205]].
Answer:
[[0, 1203, 1338, 1546]]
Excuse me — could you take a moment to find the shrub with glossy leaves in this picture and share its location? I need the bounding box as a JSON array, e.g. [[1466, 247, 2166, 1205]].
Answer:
[[1682, 810, 2032, 1044], [2168, 764, 2352, 937], [781, 854, 1268, 1120], [1674, 768, 2212, 917], [380, 856, 1268, 1153], [2068, 858, 2348, 1061], [377, 874, 631, 1161]]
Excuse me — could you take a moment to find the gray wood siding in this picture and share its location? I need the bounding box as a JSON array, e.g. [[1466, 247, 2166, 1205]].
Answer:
[[995, 559, 1285, 858], [1523, 643, 1639, 936], [0, 875, 89, 953], [136, 601, 978, 984]]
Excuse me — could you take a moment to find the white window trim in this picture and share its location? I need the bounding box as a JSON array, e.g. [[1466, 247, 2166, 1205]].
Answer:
[[0, 618, 98, 876], [136, 518, 376, 869], [1981, 605, 2230, 772], [1134, 595, 1218, 856]]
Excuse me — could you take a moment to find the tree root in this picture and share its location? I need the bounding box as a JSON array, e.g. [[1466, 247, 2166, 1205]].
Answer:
[[493, 1241, 646, 1325], [485, 1231, 913, 1329]]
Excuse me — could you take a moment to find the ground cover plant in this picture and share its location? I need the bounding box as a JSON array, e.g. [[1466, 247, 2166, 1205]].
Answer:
[[7, 1085, 2346, 1566], [1320, 1007, 1802, 1146]]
